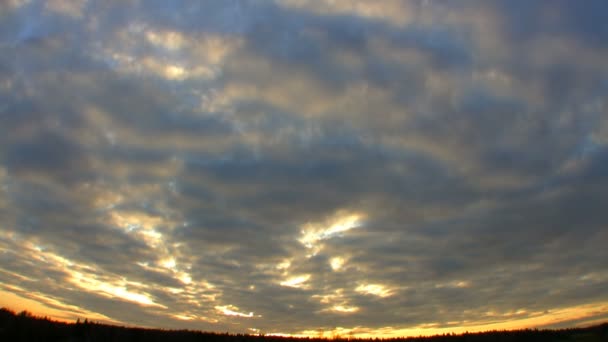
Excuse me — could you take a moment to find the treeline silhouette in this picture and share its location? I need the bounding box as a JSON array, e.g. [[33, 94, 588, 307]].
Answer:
[[1, 308, 607, 342]]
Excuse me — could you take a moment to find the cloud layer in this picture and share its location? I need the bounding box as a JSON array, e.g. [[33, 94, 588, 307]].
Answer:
[[1, 0, 608, 336]]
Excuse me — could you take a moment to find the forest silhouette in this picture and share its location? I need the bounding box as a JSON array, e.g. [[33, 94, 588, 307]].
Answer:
[[1, 307, 607, 342]]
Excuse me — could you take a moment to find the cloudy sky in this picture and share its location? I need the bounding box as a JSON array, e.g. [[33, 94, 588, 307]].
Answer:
[[1, 0, 608, 337]]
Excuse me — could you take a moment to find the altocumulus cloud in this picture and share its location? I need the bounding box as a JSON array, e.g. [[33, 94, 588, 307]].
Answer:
[[1, 0, 608, 337]]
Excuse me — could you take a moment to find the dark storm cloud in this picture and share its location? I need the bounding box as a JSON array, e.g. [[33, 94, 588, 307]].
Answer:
[[0, 0, 607, 336]]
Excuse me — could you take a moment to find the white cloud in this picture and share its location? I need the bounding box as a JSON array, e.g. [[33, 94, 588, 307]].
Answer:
[[280, 275, 311, 289], [355, 284, 394, 298], [215, 305, 257, 318]]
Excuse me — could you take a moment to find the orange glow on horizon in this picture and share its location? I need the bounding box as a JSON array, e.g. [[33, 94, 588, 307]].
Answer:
[[0, 289, 117, 324], [2, 286, 607, 338], [280, 301, 608, 338]]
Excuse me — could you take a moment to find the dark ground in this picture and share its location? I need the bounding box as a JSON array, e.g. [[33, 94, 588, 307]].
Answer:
[[1, 308, 606, 342]]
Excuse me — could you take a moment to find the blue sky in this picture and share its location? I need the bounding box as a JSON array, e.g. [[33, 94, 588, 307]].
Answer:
[[1, 0, 607, 337]]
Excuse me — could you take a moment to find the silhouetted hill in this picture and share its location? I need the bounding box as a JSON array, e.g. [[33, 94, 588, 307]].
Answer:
[[1, 307, 606, 342]]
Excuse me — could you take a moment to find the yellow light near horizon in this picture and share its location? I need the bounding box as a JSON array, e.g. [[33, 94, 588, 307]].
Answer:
[[3, 284, 608, 338], [275, 300, 608, 338], [69, 270, 165, 309], [0, 288, 115, 324], [215, 305, 256, 318], [172, 314, 195, 321]]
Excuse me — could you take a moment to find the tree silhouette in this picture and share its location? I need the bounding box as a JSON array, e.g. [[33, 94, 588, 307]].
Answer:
[[0, 307, 606, 342]]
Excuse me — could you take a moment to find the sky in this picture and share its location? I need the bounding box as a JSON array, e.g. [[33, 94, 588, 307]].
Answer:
[[1, 0, 608, 337]]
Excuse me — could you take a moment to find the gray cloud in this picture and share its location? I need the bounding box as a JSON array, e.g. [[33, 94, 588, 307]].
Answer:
[[0, 0, 607, 336]]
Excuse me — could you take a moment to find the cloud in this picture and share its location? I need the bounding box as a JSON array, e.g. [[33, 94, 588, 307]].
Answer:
[[0, 0, 607, 337]]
